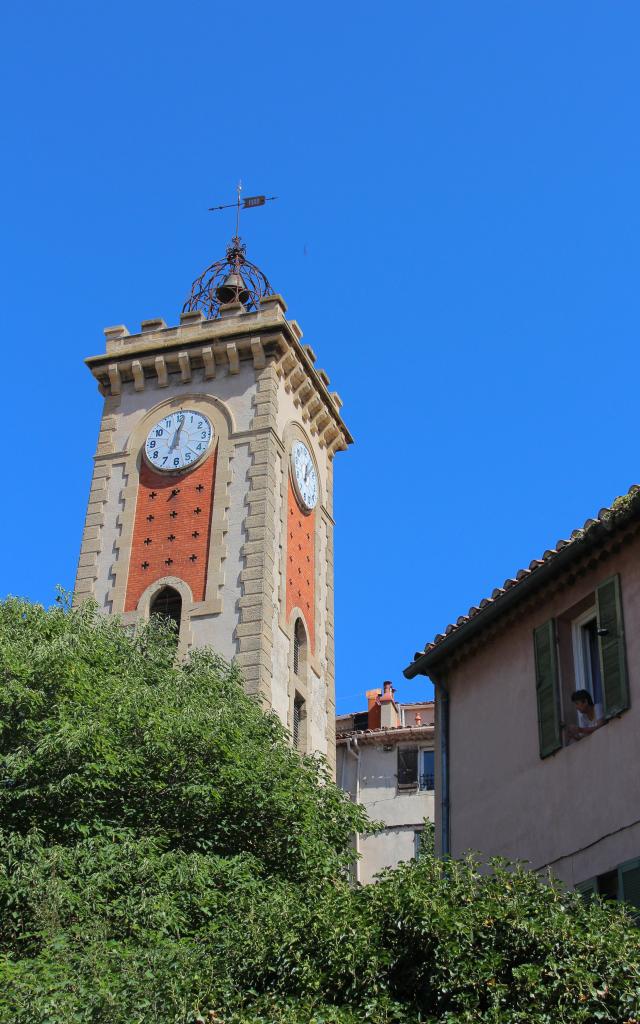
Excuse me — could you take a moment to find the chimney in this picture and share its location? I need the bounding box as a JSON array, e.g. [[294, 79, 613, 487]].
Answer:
[[366, 688, 382, 711], [366, 688, 382, 730], [379, 680, 399, 729]]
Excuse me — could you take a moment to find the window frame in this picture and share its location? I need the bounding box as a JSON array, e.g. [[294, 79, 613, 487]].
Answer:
[[537, 574, 630, 755], [571, 605, 598, 699], [397, 746, 419, 790], [419, 748, 435, 791], [576, 860, 640, 920], [293, 617, 307, 678], [292, 691, 306, 752], [149, 585, 182, 641]]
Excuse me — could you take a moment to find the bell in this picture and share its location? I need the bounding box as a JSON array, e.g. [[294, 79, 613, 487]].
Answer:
[[216, 271, 250, 306]]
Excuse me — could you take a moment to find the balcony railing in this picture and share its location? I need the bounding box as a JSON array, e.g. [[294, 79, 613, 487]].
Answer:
[[419, 773, 435, 791]]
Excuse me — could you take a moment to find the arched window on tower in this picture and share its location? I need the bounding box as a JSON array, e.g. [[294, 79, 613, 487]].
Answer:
[[293, 693, 305, 750], [292, 618, 308, 751], [150, 586, 182, 640], [293, 617, 307, 678]]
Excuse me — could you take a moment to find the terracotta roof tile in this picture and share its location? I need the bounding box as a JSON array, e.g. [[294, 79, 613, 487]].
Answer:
[[336, 724, 435, 743]]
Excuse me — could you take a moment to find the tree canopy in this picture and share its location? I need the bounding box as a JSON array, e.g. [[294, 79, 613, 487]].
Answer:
[[1, 598, 639, 1023]]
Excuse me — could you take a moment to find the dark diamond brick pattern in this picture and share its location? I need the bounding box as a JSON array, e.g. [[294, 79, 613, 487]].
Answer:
[[285, 478, 315, 653], [125, 448, 217, 611]]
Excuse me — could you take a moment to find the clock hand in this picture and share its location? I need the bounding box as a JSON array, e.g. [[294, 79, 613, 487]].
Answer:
[[170, 417, 185, 451]]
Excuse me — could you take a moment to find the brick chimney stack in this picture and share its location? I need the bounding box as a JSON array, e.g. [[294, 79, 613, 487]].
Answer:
[[379, 680, 400, 729], [366, 687, 382, 730]]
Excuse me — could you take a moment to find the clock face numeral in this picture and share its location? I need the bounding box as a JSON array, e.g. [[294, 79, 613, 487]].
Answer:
[[144, 410, 213, 473], [291, 441, 318, 512]]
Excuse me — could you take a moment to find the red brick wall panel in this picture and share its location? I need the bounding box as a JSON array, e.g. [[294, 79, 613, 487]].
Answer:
[[285, 478, 315, 653], [125, 447, 217, 611]]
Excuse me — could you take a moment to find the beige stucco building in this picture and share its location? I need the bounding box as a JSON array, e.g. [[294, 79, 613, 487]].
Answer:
[[336, 683, 435, 884], [74, 234, 352, 768], [405, 487, 640, 910]]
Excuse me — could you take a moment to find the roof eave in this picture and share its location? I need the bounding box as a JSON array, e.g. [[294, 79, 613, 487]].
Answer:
[[336, 725, 435, 745], [404, 500, 640, 679]]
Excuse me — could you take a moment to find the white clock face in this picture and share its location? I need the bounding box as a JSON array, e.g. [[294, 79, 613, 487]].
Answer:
[[144, 410, 213, 473], [291, 440, 318, 512]]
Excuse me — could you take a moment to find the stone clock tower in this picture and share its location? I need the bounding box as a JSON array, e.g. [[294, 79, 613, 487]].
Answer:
[[74, 234, 352, 768]]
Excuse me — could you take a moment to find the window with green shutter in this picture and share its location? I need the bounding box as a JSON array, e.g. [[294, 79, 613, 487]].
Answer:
[[576, 865, 640, 917], [533, 619, 562, 758], [596, 574, 630, 719], [618, 858, 640, 921], [575, 878, 598, 902]]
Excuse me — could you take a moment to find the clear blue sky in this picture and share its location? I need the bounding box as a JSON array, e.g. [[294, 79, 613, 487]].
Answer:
[[2, 2, 640, 713]]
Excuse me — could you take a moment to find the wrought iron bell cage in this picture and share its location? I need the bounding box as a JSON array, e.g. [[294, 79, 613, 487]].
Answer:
[[182, 236, 274, 321]]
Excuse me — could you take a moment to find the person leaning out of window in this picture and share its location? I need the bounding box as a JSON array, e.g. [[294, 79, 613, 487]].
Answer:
[[565, 689, 604, 741]]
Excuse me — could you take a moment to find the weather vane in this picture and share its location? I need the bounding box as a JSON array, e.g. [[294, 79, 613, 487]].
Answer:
[[182, 181, 277, 321], [208, 180, 277, 242]]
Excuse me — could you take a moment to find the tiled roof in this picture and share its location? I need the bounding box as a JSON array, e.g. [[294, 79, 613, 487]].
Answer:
[[404, 484, 640, 678], [336, 724, 435, 743]]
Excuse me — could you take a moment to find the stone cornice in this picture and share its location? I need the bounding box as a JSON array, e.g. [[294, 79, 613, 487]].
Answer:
[[84, 295, 352, 456]]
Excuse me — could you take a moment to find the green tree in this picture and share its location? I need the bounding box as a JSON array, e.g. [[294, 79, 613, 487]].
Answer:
[[0, 598, 639, 1024]]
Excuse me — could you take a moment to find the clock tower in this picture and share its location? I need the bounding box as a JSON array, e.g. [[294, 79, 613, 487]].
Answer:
[[74, 234, 352, 768]]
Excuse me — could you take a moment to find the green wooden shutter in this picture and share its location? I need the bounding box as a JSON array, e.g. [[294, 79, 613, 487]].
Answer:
[[575, 878, 598, 903], [618, 859, 640, 921], [533, 619, 561, 758], [596, 574, 630, 718]]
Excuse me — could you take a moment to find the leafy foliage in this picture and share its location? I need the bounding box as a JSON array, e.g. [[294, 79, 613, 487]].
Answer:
[[0, 597, 360, 882], [1, 598, 639, 1023]]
